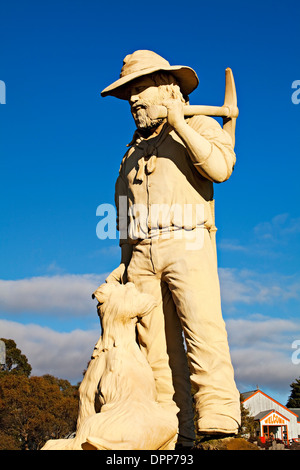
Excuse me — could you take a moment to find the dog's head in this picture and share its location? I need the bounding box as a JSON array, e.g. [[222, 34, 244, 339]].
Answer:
[[92, 282, 157, 349]]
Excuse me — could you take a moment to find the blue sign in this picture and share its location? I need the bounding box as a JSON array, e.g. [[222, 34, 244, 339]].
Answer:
[[0, 80, 6, 104], [0, 340, 6, 365]]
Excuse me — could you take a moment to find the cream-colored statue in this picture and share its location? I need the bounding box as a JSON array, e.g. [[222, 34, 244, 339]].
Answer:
[[43, 50, 241, 451], [100, 50, 241, 447], [42, 282, 178, 450]]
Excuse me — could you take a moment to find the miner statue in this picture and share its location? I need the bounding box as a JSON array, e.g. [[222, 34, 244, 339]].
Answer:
[[100, 50, 241, 448]]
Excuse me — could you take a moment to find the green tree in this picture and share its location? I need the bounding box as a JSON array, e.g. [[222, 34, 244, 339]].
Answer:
[[0, 338, 79, 450], [286, 377, 300, 408], [239, 396, 257, 438], [0, 338, 32, 377], [0, 373, 79, 450]]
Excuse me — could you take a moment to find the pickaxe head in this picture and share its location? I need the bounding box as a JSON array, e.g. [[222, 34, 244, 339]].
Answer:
[[222, 68, 239, 148]]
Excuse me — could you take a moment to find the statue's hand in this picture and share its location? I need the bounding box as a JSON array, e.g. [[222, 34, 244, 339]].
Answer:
[[105, 263, 127, 284], [162, 99, 186, 131]]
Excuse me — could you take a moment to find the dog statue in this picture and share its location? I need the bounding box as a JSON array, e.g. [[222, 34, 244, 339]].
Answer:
[[42, 282, 178, 450]]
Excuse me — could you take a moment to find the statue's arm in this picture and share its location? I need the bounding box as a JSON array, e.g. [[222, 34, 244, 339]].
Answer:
[[105, 170, 132, 284], [163, 100, 236, 183]]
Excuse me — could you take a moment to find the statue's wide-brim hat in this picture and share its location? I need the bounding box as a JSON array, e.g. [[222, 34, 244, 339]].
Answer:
[[101, 50, 199, 100]]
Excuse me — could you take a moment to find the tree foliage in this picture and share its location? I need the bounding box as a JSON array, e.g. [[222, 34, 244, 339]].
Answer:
[[0, 338, 32, 377], [286, 377, 300, 408], [238, 395, 257, 437], [0, 339, 79, 450]]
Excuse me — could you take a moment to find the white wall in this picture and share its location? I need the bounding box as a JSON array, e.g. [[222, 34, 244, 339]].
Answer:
[[243, 392, 298, 440]]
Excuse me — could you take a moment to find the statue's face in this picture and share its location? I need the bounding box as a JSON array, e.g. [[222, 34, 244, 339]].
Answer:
[[127, 76, 165, 130]]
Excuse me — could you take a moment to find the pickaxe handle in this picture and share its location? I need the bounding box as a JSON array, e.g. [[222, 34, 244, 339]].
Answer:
[[147, 104, 239, 120], [148, 67, 239, 147]]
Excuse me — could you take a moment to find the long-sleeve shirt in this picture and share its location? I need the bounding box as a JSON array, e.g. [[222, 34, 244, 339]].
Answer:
[[115, 115, 236, 244]]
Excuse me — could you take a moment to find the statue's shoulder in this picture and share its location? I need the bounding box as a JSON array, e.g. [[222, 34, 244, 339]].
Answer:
[[187, 114, 232, 146], [187, 114, 223, 133]]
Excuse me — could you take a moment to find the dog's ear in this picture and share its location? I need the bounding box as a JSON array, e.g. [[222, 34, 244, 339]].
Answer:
[[92, 283, 115, 304]]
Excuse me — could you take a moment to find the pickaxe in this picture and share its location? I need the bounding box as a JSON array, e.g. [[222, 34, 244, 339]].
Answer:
[[147, 68, 239, 148]]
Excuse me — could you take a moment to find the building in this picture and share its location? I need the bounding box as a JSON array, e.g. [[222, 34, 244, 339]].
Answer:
[[241, 389, 300, 443], [289, 408, 300, 437]]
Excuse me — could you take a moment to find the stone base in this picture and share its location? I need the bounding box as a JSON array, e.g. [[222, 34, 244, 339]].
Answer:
[[194, 437, 260, 451]]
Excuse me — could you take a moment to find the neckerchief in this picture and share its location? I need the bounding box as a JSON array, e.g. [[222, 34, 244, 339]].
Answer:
[[127, 123, 172, 183]]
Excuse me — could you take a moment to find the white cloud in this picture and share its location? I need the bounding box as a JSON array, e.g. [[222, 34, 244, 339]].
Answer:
[[219, 267, 300, 306], [218, 239, 248, 252], [0, 273, 107, 315], [254, 213, 300, 241], [0, 319, 99, 384], [226, 316, 300, 399], [0, 268, 299, 401], [218, 213, 300, 261], [227, 316, 299, 347], [0, 264, 299, 320], [1, 313, 299, 402]]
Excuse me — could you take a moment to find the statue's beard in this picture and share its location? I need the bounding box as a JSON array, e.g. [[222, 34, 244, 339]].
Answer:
[[130, 83, 185, 134], [131, 102, 164, 132]]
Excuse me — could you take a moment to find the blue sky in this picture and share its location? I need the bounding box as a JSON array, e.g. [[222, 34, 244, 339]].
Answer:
[[1, 0, 300, 405]]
